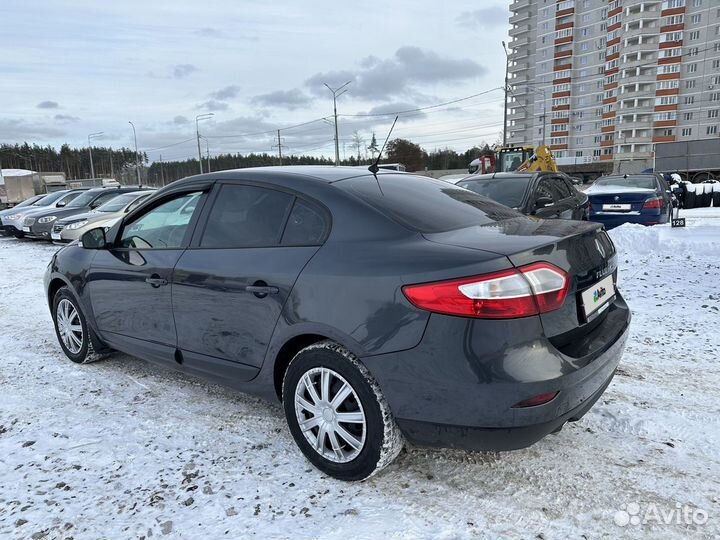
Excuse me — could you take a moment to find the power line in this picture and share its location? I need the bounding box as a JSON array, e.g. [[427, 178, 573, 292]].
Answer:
[[337, 87, 504, 118]]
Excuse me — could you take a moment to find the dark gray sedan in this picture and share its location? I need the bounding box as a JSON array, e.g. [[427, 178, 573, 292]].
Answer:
[[45, 166, 629, 481]]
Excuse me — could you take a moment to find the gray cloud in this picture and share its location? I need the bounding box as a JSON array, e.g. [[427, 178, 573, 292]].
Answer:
[[251, 89, 314, 111], [210, 85, 240, 100], [305, 47, 486, 101], [173, 64, 198, 79], [456, 7, 508, 29], [54, 114, 79, 123], [0, 118, 66, 140], [195, 27, 223, 37], [173, 115, 189, 125], [37, 101, 59, 109], [197, 99, 229, 111]]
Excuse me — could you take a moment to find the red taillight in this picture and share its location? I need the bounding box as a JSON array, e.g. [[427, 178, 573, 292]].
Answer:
[[642, 197, 663, 209], [512, 391, 559, 408], [402, 262, 570, 319]]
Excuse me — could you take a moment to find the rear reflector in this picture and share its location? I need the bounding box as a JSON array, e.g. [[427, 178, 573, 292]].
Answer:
[[642, 197, 663, 209], [402, 262, 570, 319], [512, 391, 559, 408]]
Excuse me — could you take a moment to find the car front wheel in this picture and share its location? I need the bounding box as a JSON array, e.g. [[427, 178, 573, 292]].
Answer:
[[282, 341, 404, 481], [52, 287, 105, 364]]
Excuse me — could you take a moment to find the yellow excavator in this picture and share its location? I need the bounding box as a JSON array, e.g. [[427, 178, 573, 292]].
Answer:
[[496, 145, 558, 173]]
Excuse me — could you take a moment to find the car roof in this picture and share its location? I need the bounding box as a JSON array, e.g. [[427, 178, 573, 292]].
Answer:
[[461, 172, 537, 181], [170, 165, 408, 188]]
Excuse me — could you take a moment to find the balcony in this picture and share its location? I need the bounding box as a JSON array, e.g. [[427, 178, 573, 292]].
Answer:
[[510, 36, 531, 48], [509, 24, 531, 37], [509, 62, 530, 73], [509, 10, 530, 24], [510, 0, 531, 11]]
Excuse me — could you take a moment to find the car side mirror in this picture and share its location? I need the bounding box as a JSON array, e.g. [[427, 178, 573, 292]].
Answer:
[[535, 196, 553, 210], [81, 227, 108, 249], [56, 201, 66, 208]]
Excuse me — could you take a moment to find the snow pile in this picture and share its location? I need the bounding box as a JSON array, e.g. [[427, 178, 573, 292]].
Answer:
[[609, 207, 720, 257]]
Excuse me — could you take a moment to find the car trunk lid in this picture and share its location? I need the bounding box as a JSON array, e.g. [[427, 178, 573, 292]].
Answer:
[[587, 189, 656, 212], [423, 216, 618, 341]]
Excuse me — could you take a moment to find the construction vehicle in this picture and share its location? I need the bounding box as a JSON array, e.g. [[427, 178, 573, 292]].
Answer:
[[496, 145, 558, 173]]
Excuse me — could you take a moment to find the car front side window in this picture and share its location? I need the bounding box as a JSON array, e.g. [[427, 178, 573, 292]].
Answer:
[[119, 191, 203, 249]]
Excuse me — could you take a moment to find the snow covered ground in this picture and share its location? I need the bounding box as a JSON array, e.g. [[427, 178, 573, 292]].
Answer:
[[1, 213, 719, 540]]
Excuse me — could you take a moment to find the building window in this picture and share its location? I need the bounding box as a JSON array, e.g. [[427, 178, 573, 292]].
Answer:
[[684, 112, 693, 121], [681, 128, 692, 136], [687, 47, 699, 57], [692, 0, 701, 5], [710, 93, 720, 102], [685, 96, 695, 104], [707, 126, 718, 135], [689, 30, 700, 40], [685, 80, 696, 89], [687, 63, 698, 73], [713, 59, 720, 69], [575, 150, 584, 157], [593, 149, 601, 156], [690, 14, 702, 24], [709, 110, 720, 119], [712, 76, 720, 85]]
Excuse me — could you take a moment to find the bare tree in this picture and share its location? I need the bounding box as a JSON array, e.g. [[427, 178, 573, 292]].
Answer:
[[351, 131, 365, 162]]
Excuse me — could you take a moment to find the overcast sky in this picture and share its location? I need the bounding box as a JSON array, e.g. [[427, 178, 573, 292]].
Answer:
[[1, 0, 511, 161]]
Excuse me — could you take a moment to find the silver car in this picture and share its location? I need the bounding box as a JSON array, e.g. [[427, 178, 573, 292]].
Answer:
[[53, 190, 154, 243], [0, 190, 86, 238]]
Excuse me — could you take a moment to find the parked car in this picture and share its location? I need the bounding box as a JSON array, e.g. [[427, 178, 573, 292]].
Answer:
[[24, 186, 148, 240], [0, 194, 47, 221], [457, 172, 590, 220], [53, 190, 155, 243], [45, 166, 630, 481], [0, 189, 87, 238], [586, 174, 673, 229]]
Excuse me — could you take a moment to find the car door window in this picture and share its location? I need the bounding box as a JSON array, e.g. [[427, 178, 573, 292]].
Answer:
[[125, 194, 151, 213], [281, 199, 329, 245], [552, 177, 574, 199], [119, 191, 203, 249], [535, 178, 562, 204], [90, 191, 122, 209], [200, 184, 294, 248]]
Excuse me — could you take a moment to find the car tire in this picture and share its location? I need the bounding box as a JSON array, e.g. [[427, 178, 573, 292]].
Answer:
[[282, 340, 404, 481], [52, 287, 106, 364]]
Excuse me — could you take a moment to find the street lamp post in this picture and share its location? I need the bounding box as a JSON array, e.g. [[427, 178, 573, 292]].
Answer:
[[323, 81, 351, 166], [87, 132, 104, 180], [502, 41, 510, 147], [195, 113, 214, 174], [128, 121, 141, 186]]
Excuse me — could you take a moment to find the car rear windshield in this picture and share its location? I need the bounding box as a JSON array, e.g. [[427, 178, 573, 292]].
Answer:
[[457, 176, 531, 208], [335, 174, 520, 233], [593, 176, 656, 190]]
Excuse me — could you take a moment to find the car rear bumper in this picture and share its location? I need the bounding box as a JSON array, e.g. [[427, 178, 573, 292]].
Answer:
[[362, 293, 630, 452], [589, 211, 667, 229]]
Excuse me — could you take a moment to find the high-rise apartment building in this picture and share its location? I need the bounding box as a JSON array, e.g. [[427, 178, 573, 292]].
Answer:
[[507, 0, 720, 173]]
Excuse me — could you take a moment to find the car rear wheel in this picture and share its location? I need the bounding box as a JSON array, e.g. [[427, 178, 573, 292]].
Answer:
[[52, 287, 106, 364], [282, 341, 404, 481]]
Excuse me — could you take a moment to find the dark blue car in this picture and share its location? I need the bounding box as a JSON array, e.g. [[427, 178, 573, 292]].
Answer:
[[586, 174, 673, 229]]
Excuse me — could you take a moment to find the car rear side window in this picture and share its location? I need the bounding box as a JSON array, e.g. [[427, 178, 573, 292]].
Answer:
[[281, 199, 329, 245], [200, 184, 294, 248], [336, 174, 520, 233]]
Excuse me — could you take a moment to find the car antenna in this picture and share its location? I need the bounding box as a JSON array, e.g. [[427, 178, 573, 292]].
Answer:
[[368, 115, 399, 176]]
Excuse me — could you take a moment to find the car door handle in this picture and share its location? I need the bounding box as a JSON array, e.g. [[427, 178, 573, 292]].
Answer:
[[245, 285, 279, 296], [145, 275, 168, 287]]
